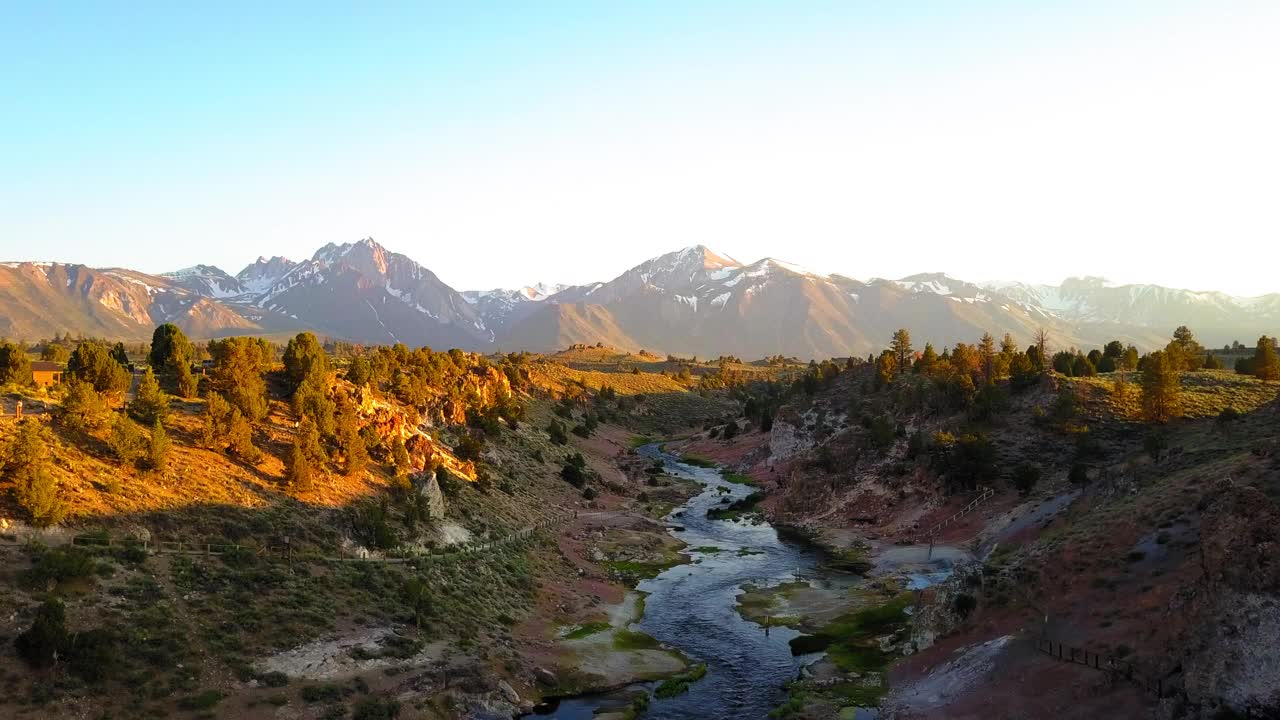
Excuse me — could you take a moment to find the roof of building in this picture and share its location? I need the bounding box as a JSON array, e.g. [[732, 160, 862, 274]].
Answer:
[[30, 361, 64, 372]]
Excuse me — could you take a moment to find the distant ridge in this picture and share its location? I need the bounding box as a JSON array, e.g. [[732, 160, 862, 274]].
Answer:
[[1, 240, 1275, 356]]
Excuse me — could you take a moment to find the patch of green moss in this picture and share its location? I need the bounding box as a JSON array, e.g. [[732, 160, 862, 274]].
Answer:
[[612, 629, 660, 650], [564, 621, 611, 639]]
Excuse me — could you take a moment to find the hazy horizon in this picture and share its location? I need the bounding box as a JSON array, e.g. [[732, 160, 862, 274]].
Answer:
[[3, 2, 1277, 295]]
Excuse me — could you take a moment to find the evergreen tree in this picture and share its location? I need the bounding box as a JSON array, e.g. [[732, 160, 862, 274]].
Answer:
[[15, 598, 68, 668], [176, 363, 199, 398], [129, 367, 169, 424], [1121, 345, 1140, 371], [1034, 328, 1050, 373], [889, 329, 913, 379], [391, 435, 411, 476], [1167, 325, 1205, 371], [225, 408, 262, 464], [5, 419, 67, 527], [875, 350, 897, 388], [108, 414, 147, 467], [1071, 353, 1097, 377], [334, 395, 368, 476], [282, 331, 328, 392], [285, 439, 312, 491], [149, 324, 193, 373], [110, 342, 129, 367], [1254, 335, 1280, 381], [915, 343, 939, 375], [207, 337, 270, 421], [148, 419, 170, 472], [0, 341, 33, 386], [199, 392, 233, 448], [59, 379, 110, 432], [284, 416, 326, 491], [1141, 350, 1182, 423], [1009, 352, 1039, 392], [67, 341, 130, 393], [1202, 352, 1223, 370], [978, 333, 997, 384], [347, 356, 372, 387], [40, 343, 70, 364]]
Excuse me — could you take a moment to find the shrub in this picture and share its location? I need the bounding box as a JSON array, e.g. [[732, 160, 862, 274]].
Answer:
[[561, 462, 587, 488], [453, 434, 484, 462], [353, 697, 402, 720], [1012, 464, 1041, 496], [547, 420, 568, 445], [16, 599, 68, 668], [953, 593, 977, 618]]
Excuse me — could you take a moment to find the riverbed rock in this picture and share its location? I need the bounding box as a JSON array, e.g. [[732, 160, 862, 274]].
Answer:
[[534, 667, 558, 687], [497, 680, 520, 704]]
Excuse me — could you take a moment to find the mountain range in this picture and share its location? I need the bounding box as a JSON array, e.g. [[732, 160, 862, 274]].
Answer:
[[2, 239, 1276, 358]]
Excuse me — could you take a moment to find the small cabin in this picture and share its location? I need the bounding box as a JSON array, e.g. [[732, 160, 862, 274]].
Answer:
[[31, 361, 64, 387]]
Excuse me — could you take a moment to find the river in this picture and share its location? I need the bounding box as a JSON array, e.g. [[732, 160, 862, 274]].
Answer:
[[536, 444, 829, 719]]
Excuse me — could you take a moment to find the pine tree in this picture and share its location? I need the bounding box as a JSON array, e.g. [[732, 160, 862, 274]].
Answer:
[[334, 395, 368, 476], [283, 332, 328, 392], [129, 367, 169, 424], [916, 343, 939, 375], [0, 341, 33, 386], [148, 419, 170, 472], [1167, 326, 1205, 371], [207, 337, 270, 421], [108, 414, 147, 467], [59, 379, 110, 432], [1141, 350, 1182, 423], [149, 323, 193, 375], [285, 438, 313, 491], [67, 341, 130, 393], [391, 435, 411, 476], [1034, 328, 1050, 374], [225, 409, 262, 464], [200, 392, 233, 448], [5, 420, 67, 527], [176, 363, 198, 398], [1254, 336, 1280, 381], [889, 329, 913, 380], [979, 333, 997, 384], [1122, 345, 1140, 371]]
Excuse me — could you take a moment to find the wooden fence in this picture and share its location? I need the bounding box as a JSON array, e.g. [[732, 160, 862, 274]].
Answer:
[[923, 486, 996, 541], [1034, 637, 1183, 700]]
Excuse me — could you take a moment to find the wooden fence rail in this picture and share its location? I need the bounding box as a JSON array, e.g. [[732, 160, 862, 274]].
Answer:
[[1034, 637, 1182, 700], [922, 486, 996, 542]]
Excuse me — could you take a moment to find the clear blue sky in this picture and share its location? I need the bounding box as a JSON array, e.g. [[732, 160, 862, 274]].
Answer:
[[2, 1, 1276, 295]]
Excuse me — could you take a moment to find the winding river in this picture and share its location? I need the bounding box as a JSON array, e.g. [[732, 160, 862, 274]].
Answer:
[[538, 444, 829, 719]]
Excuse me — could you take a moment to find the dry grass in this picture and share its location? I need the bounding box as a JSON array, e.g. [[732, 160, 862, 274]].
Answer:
[[1069, 370, 1279, 421]]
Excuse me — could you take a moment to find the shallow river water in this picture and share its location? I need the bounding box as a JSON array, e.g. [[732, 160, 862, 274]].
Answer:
[[536, 444, 828, 719]]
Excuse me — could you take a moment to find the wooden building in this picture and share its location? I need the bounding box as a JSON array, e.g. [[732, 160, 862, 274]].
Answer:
[[30, 361, 64, 387]]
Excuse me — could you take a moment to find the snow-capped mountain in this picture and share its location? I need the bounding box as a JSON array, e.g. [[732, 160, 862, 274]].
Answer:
[[0, 262, 304, 340], [2, 241, 1274, 356], [982, 277, 1280, 341], [461, 283, 569, 339], [235, 256, 296, 295], [250, 238, 490, 347], [503, 253, 1110, 358], [161, 265, 245, 299]]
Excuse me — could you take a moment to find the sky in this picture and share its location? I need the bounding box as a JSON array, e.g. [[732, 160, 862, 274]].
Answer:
[[1, 1, 1277, 296]]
